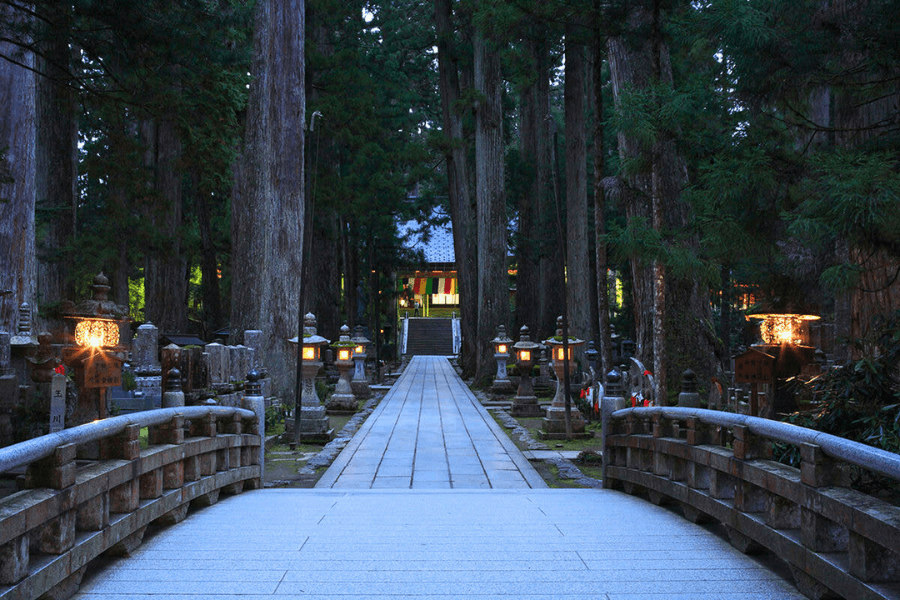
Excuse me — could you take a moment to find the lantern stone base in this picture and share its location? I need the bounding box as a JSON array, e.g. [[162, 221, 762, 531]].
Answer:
[[491, 378, 515, 395], [326, 392, 358, 414], [351, 380, 372, 400], [510, 396, 545, 418], [539, 405, 592, 440], [287, 405, 333, 442]]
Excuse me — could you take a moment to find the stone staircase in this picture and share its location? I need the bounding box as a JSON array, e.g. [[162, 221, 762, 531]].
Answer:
[[404, 318, 454, 356]]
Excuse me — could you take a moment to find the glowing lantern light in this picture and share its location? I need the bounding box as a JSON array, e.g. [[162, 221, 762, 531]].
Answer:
[[75, 319, 120, 348]]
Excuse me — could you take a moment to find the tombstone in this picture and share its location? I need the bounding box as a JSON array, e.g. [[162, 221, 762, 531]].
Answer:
[[160, 344, 182, 392], [677, 370, 701, 408], [236, 345, 251, 383], [534, 348, 552, 392], [0, 331, 15, 444], [0, 330, 11, 375], [243, 330, 263, 368], [228, 345, 241, 382], [132, 323, 161, 374], [205, 342, 227, 384], [132, 323, 162, 407]]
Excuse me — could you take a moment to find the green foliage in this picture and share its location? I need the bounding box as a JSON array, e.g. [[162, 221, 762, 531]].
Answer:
[[778, 311, 900, 496]]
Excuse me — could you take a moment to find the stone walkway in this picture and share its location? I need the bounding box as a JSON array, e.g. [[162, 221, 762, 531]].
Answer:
[[72, 356, 805, 600], [316, 356, 546, 489]]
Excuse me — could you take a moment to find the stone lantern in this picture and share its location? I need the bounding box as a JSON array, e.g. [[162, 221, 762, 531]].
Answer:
[[350, 325, 372, 400], [541, 316, 586, 439], [61, 272, 129, 425], [490, 324, 514, 394], [511, 325, 543, 417], [288, 313, 332, 441], [327, 325, 358, 414]]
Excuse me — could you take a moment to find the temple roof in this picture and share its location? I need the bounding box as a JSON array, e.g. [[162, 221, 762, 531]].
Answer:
[[398, 217, 455, 265]]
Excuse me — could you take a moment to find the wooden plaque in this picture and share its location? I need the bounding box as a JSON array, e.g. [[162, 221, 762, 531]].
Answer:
[[734, 348, 775, 384], [84, 353, 123, 389]]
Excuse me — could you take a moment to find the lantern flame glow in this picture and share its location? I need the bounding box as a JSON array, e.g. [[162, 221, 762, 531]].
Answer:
[[74, 319, 119, 348], [755, 313, 820, 346]]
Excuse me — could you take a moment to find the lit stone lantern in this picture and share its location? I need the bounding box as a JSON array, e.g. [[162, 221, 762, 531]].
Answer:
[[511, 325, 543, 417], [541, 316, 586, 439], [62, 272, 129, 426], [288, 313, 332, 441], [350, 325, 372, 400], [327, 325, 358, 413], [490, 324, 514, 394]]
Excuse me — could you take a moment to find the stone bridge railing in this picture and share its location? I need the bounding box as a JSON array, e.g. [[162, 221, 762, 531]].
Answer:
[[602, 405, 900, 600], [0, 406, 261, 600]]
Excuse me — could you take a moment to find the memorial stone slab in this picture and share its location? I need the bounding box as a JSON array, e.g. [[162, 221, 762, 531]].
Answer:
[[134, 376, 162, 407], [243, 330, 262, 368], [0, 331, 11, 374], [205, 343, 227, 384], [235, 345, 251, 382], [228, 345, 241, 382], [132, 323, 161, 375]]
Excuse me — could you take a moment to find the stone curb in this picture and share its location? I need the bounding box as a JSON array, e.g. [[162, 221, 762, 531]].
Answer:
[[296, 394, 383, 475], [491, 407, 602, 489]]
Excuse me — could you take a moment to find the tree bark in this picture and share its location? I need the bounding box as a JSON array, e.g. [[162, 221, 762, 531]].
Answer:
[[592, 15, 613, 377], [142, 118, 189, 333], [192, 173, 223, 339], [515, 32, 549, 338], [607, 0, 717, 400], [474, 27, 508, 384], [35, 8, 77, 324], [0, 19, 37, 332], [231, 0, 305, 399], [565, 24, 592, 349], [435, 0, 478, 377]]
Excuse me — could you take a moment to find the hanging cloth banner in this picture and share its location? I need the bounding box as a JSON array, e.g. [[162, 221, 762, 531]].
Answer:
[[403, 277, 458, 296]]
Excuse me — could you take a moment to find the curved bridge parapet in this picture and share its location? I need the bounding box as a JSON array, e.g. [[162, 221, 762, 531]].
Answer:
[[0, 406, 261, 600], [603, 406, 900, 600]]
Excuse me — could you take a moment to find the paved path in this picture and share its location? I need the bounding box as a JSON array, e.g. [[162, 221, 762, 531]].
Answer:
[[317, 356, 545, 489], [72, 356, 805, 599]]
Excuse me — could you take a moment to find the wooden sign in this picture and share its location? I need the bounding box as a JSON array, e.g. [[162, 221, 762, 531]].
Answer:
[[734, 348, 775, 384], [84, 353, 123, 389], [50, 372, 66, 432]]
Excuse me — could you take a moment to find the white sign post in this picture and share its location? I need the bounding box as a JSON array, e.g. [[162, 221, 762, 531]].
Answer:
[[50, 372, 66, 433]]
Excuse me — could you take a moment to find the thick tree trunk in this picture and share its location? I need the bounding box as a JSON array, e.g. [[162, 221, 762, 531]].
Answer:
[[541, 122, 566, 341], [311, 210, 341, 339], [231, 0, 305, 400], [515, 33, 549, 338], [607, 1, 718, 400], [0, 25, 37, 332], [193, 174, 223, 339], [565, 26, 592, 348], [35, 9, 77, 323], [592, 19, 613, 377], [474, 29, 508, 384], [142, 119, 189, 333], [435, 0, 478, 377]]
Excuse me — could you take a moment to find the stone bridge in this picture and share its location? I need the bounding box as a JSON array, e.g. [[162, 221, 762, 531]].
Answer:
[[1, 356, 898, 600]]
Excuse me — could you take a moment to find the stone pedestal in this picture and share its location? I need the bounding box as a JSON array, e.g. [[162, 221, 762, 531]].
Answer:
[[491, 355, 514, 394], [511, 326, 543, 417], [327, 361, 357, 414], [351, 362, 372, 399], [297, 360, 332, 442]]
